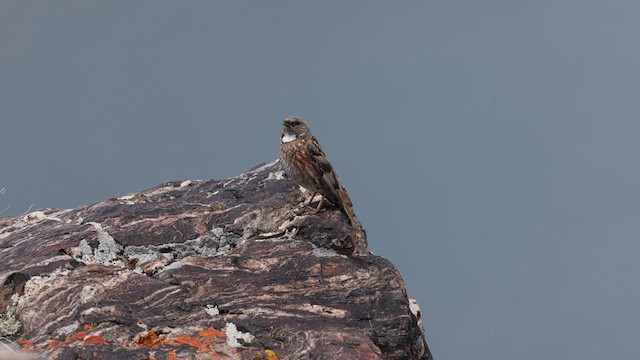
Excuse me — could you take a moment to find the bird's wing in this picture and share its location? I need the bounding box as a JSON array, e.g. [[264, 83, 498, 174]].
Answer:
[[306, 136, 356, 226], [306, 137, 342, 203]]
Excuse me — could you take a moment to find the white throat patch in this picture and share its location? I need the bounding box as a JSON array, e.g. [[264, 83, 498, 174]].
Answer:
[[281, 133, 296, 143]]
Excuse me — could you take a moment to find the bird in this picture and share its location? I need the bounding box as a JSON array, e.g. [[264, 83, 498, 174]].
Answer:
[[279, 116, 356, 225]]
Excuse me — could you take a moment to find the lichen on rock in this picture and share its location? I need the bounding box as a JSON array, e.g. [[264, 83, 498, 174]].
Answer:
[[0, 161, 432, 359], [0, 294, 20, 336]]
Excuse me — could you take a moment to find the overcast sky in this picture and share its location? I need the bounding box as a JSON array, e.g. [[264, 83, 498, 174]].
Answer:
[[2, 1, 640, 359]]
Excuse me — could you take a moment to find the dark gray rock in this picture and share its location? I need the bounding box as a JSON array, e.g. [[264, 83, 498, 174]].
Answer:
[[0, 161, 432, 359]]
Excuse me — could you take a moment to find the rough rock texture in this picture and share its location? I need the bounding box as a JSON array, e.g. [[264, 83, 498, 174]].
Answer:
[[0, 161, 432, 360]]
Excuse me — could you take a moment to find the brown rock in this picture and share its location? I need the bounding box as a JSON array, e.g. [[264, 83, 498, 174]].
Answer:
[[0, 161, 432, 359]]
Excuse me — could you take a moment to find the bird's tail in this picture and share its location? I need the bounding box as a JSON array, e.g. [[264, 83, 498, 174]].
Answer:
[[336, 185, 368, 250], [325, 182, 368, 253]]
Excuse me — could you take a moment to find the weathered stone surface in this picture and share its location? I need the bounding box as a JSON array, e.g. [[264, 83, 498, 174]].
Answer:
[[0, 161, 432, 359]]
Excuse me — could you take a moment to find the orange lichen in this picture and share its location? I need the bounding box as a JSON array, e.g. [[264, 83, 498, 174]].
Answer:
[[162, 338, 182, 347], [175, 335, 210, 352], [84, 335, 108, 345], [137, 330, 226, 355], [167, 350, 180, 360], [17, 340, 33, 347], [83, 323, 95, 330], [47, 340, 64, 349], [198, 327, 227, 339], [137, 330, 164, 348], [73, 331, 87, 340]]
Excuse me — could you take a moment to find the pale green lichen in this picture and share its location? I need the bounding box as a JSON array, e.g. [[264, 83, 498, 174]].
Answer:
[[0, 294, 21, 336], [224, 322, 254, 347]]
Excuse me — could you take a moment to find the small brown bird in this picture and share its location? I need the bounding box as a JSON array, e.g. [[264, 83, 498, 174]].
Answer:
[[279, 116, 355, 225]]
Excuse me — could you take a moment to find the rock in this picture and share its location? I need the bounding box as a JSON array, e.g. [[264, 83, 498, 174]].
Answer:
[[0, 160, 433, 359]]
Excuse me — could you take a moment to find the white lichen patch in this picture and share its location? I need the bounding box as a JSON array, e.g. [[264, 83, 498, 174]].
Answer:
[[117, 193, 137, 201], [409, 298, 424, 333], [115, 194, 137, 204], [204, 305, 220, 316], [242, 307, 276, 316], [124, 233, 239, 273], [158, 260, 184, 273], [76, 239, 93, 258], [224, 322, 254, 348], [0, 293, 21, 336], [22, 210, 63, 223], [22, 211, 46, 221], [211, 227, 224, 238], [82, 222, 124, 267], [124, 250, 160, 266], [136, 320, 148, 330], [136, 256, 172, 275], [179, 180, 192, 188], [20, 269, 71, 302], [311, 245, 345, 258], [266, 170, 286, 181]]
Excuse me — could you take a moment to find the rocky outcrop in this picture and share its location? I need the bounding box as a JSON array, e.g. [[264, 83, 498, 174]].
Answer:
[[0, 161, 432, 359]]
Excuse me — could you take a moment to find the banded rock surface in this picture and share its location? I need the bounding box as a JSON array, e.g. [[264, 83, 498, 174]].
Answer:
[[0, 161, 432, 360]]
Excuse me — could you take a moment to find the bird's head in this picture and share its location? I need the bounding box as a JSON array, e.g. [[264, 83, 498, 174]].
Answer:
[[282, 116, 311, 143]]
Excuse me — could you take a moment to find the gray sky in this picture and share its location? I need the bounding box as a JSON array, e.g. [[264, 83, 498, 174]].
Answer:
[[2, 1, 639, 359]]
